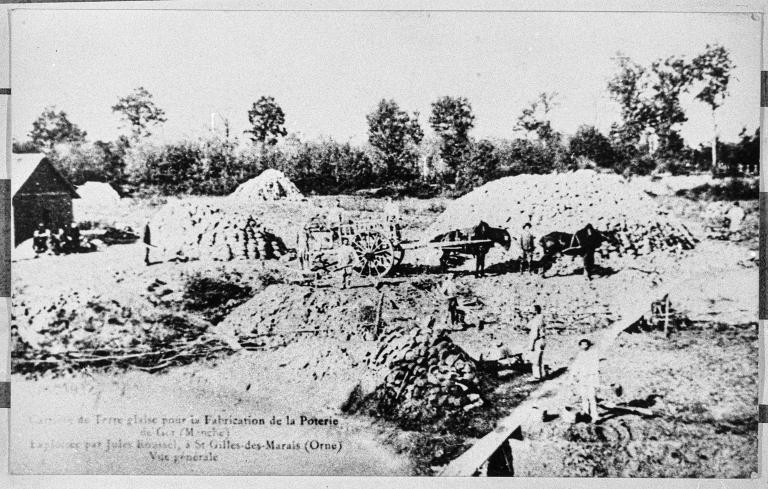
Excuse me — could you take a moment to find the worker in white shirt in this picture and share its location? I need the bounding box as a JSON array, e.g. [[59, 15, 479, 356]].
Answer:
[[725, 201, 746, 237], [527, 304, 546, 381], [572, 338, 605, 422]]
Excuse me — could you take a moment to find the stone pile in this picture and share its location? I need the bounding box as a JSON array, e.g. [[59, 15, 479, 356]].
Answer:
[[365, 320, 484, 423], [149, 202, 289, 261], [230, 168, 303, 201], [426, 169, 697, 257]]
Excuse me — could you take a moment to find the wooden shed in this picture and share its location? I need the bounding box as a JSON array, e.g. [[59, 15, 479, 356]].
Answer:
[[12, 153, 79, 246]]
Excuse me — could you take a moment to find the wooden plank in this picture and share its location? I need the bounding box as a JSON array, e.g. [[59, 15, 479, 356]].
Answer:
[[400, 239, 493, 250]]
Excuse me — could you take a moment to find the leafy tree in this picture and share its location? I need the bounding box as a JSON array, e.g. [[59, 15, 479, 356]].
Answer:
[[607, 53, 692, 154], [455, 139, 498, 193], [690, 44, 734, 173], [429, 96, 475, 182], [366, 99, 424, 182], [276, 139, 374, 194], [28, 106, 87, 151], [112, 87, 167, 141], [514, 92, 560, 144], [569, 125, 614, 167], [495, 139, 559, 177], [244, 96, 288, 146]]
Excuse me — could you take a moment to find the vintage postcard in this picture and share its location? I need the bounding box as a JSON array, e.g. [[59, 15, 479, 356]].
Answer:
[[5, 3, 764, 480]]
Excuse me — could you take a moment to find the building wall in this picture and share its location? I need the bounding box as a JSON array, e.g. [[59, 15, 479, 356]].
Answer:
[[12, 193, 73, 246]]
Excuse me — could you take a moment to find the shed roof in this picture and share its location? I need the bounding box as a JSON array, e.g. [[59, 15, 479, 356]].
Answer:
[[76, 181, 121, 202], [12, 153, 79, 198]]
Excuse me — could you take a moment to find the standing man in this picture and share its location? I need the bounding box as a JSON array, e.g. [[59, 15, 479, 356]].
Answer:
[[475, 243, 490, 278], [383, 196, 400, 222], [326, 199, 344, 231], [335, 238, 358, 289], [438, 273, 461, 328], [519, 222, 535, 274], [296, 226, 310, 271], [725, 201, 746, 239], [383, 196, 402, 240], [573, 338, 604, 422], [143, 222, 154, 266], [527, 304, 546, 381]]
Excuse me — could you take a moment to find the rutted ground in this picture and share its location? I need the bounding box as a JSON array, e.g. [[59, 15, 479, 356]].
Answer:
[[10, 176, 759, 476]]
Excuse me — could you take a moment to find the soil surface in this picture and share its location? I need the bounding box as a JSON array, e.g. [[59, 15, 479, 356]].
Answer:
[[10, 191, 759, 476]]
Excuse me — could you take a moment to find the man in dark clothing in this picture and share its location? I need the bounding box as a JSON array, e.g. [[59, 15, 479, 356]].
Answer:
[[475, 243, 490, 278], [32, 223, 49, 257], [64, 223, 81, 253], [143, 223, 153, 265], [519, 222, 535, 273]]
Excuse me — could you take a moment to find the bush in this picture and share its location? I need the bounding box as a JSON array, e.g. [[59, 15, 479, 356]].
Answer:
[[569, 125, 614, 168], [48, 140, 128, 185], [676, 178, 758, 201], [272, 139, 376, 194], [126, 137, 264, 195], [495, 139, 560, 177]]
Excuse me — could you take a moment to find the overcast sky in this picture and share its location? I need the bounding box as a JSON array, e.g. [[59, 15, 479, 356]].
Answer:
[[11, 9, 762, 147]]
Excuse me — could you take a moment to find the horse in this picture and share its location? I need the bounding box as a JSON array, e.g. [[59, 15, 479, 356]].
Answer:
[[538, 224, 610, 280], [432, 221, 511, 277]]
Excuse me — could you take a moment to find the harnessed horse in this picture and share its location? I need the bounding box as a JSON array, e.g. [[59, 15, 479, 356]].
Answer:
[[538, 224, 610, 280], [432, 221, 511, 276]]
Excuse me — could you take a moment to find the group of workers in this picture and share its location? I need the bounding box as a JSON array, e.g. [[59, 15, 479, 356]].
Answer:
[[438, 273, 602, 421], [32, 222, 81, 257]]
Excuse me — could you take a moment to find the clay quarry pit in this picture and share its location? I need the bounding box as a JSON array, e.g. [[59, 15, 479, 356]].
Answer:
[[10, 170, 759, 477]]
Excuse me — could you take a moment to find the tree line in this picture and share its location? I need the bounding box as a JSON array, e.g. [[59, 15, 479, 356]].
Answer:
[[13, 44, 757, 198]]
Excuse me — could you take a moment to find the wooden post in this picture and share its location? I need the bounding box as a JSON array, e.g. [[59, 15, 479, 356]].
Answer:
[[374, 291, 385, 339], [663, 295, 670, 338]]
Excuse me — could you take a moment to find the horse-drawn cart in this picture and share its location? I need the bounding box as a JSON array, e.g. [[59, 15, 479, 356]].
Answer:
[[305, 219, 405, 278], [303, 219, 509, 279]]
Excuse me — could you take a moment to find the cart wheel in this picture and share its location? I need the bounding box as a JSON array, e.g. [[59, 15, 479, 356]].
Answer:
[[352, 232, 395, 277]]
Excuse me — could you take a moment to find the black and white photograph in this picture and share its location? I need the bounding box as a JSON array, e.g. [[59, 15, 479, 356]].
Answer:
[[7, 4, 763, 478]]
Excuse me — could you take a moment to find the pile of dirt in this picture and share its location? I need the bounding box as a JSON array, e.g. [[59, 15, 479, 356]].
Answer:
[[362, 320, 484, 425], [148, 201, 290, 261], [11, 289, 224, 375], [231, 168, 303, 201], [425, 170, 696, 257], [213, 283, 488, 424], [213, 285, 372, 350]]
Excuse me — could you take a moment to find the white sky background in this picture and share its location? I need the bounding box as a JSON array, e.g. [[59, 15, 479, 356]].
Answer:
[[10, 9, 762, 147]]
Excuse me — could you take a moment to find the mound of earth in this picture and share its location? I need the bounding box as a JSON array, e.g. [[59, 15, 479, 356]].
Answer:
[[425, 170, 696, 257], [11, 288, 221, 375], [148, 201, 290, 261], [231, 168, 303, 201], [212, 283, 494, 424]]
